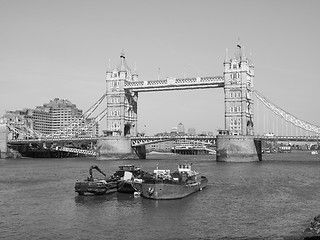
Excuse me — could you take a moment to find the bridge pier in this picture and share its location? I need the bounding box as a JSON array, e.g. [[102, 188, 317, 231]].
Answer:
[[0, 123, 8, 158], [96, 137, 140, 160], [216, 135, 262, 162]]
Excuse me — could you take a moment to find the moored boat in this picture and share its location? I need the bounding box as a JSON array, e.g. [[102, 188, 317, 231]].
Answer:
[[138, 163, 207, 200], [113, 165, 147, 193], [75, 165, 118, 195]]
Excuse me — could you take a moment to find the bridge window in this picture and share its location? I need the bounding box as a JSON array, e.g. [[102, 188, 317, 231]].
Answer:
[[111, 121, 121, 130], [230, 91, 241, 98], [230, 118, 241, 126], [231, 72, 240, 80], [110, 110, 120, 116], [110, 97, 120, 103]]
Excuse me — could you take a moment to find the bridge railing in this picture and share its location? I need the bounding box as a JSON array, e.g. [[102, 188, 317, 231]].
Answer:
[[131, 135, 217, 146], [8, 135, 99, 144], [124, 76, 224, 90], [256, 135, 320, 141]]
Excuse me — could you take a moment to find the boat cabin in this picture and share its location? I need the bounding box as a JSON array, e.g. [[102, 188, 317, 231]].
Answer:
[[154, 169, 171, 179], [177, 163, 192, 173], [118, 165, 140, 172]]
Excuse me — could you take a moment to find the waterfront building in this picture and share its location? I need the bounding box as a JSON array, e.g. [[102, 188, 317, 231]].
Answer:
[[177, 123, 185, 134], [171, 126, 178, 134], [188, 128, 196, 135], [35, 98, 83, 134], [2, 98, 98, 138], [146, 141, 173, 152]]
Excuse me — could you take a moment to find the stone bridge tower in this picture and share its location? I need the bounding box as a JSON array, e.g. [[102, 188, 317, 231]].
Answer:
[[97, 52, 144, 160], [223, 43, 254, 135], [105, 51, 138, 137], [217, 42, 261, 162]]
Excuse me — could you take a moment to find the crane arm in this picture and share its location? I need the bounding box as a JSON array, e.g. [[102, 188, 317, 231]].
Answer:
[[89, 165, 106, 180]]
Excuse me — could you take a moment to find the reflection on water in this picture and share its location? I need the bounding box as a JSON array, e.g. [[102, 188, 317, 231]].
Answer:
[[74, 193, 117, 205], [1, 153, 320, 239]]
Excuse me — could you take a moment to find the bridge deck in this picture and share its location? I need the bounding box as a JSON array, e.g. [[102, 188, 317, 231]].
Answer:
[[124, 76, 224, 92]]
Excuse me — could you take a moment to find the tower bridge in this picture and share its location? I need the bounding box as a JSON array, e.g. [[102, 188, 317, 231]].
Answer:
[[2, 42, 320, 160]]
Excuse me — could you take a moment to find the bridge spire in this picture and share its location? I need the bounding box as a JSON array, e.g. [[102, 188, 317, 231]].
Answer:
[[132, 62, 138, 81], [235, 38, 247, 62], [117, 50, 131, 72], [107, 58, 112, 72], [225, 48, 229, 63]]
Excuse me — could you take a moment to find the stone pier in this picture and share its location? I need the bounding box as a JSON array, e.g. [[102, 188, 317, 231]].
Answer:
[[0, 123, 8, 158], [216, 135, 262, 162], [96, 137, 145, 160]]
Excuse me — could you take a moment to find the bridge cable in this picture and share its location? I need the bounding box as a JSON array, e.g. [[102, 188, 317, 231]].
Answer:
[[253, 89, 320, 135]]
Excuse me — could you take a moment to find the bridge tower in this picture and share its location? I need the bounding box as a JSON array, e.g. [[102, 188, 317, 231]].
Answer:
[[216, 42, 261, 162], [97, 51, 145, 159], [105, 51, 138, 137], [223, 43, 254, 135], [0, 121, 8, 158]]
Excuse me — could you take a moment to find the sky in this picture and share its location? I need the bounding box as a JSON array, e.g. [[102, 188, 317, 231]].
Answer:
[[1, 0, 320, 135]]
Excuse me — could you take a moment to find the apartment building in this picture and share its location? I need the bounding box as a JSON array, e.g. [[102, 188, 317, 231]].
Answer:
[[3, 98, 99, 137]]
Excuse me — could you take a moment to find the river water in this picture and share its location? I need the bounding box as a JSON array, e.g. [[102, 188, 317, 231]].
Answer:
[[1, 152, 320, 240]]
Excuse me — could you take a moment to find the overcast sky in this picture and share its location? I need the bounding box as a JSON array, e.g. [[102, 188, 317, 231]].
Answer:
[[1, 0, 319, 135]]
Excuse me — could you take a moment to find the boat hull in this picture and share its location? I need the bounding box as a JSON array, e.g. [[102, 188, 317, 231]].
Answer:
[[139, 176, 208, 200], [75, 181, 118, 196], [117, 180, 135, 193], [117, 180, 143, 193]]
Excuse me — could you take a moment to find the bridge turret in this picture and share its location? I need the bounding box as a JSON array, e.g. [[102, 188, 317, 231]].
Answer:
[[223, 48, 231, 73], [132, 63, 139, 81], [106, 58, 112, 80], [117, 51, 131, 79], [248, 53, 255, 77]]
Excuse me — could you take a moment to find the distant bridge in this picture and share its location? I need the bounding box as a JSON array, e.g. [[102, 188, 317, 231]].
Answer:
[[131, 135, 216, 147]]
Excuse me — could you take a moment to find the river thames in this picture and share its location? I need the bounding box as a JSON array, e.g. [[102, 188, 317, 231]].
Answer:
[[1, 152, 320, 240]]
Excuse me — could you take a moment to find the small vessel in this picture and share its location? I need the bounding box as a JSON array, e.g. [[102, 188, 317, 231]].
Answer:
[[113, 165, 146, 193], [138, 163, 207, 200], [311, 150, 318, 155], [75, 165, 118, 195]]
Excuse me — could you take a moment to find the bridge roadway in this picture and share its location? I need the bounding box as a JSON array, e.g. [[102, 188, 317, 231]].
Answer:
[[8, 135, 320, 146], [8, 136, 100, 144], [131, 135, 216, 146], [124, 76, 224, 92], [256, 135, 320, 142]]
